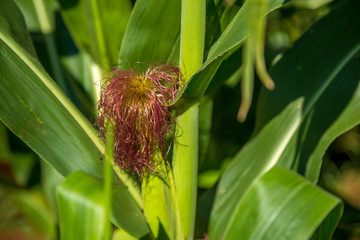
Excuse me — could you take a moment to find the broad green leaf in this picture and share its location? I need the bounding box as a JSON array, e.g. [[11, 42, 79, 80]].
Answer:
[[215, 167, 342, 240], [57, 0, 132, 67], [0, 1, 104, 177], [254, 0, 360, 182], [173, 0, 286, 114], [118, 0, 181, 68], [57, 171, 149, 239], [0, 1, 149, 237], [209, 0, 360, 237], [209, 98, 303, 237], [57, 171, 106, 240]]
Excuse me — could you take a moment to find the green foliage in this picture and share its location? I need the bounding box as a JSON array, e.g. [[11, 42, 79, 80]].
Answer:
[[0, 0, 359, 239], [57, 0, 132, 68], [0, 0, 104, 177], [118, 0, 181, 68], [142, 160, 176, 239], [209, 1, 360, 238], [256, 0, 360, 182], [214, 167, 342, 240], [57, 171, 106, 240]]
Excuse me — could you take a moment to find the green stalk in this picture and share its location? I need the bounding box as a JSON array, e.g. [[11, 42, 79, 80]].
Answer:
[[179, 1, 206, 78], [173, 0, 205, 239], [173, 106, 199, 239], [104, 128, 114, 240]]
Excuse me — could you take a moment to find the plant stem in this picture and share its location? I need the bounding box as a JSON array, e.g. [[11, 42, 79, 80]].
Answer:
[[104, 128, 114, 240], [173, 105, 199, 239], [173, 0, 205, 239], [179, 0, 206, 78]]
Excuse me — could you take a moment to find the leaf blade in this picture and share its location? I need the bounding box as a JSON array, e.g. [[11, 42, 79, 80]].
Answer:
[[209, 1, 360, 238], [0, 31, 104, 176], [217, 167, 342, 240], [173, 0, 286, 113], [0, 2, 149, 236], [254, 0, 360, 182], [57, 0, 132, 67], [118, 0, 181, 67], [57, 171, 106, 240]]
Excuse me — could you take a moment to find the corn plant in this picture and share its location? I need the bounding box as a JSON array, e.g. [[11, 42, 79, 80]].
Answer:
[[0, 0, 359, 239]]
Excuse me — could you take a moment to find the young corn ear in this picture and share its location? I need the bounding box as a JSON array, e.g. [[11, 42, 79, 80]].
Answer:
[[97, 63, 181, 176]]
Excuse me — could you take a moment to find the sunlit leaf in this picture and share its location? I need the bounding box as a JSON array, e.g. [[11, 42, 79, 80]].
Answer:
[[254, 0, 360, 182], [173, 0, 286, 114], [57, 171, 106, 240], [0, 0, 104, 177], [118, 0, 181, 68], [0, 1, 149, 236], [210, 97, 303, 237], [209, 0, 360, 238], [142, 160, 176, 239], [212, 167, 342, 240]]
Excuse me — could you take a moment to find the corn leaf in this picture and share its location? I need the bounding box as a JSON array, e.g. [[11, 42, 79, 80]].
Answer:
[[57, 0, 132, 67], [0, 0, 149, 237], [57, 171, 106, 240], [173, 0, 286, 114], [212, 167, 342, 240], [118, 0, 181, 68], [255, 0, 360, 182], [208, 1, 360, 238]]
